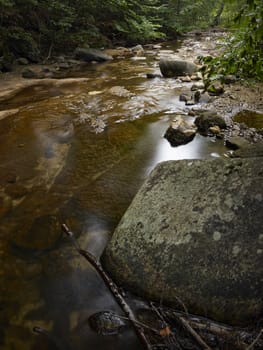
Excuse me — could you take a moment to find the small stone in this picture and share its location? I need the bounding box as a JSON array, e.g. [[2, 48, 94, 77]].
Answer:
[[191, 82, 205, 91], [207, 81, 224, 95], [209, 125, 221, 135], [179, 92, 192, 102], [180, 76, 192, 82]]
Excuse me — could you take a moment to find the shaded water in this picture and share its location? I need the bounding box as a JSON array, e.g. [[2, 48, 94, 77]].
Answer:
[[233, 109, 263, 129], [0, 42, 228, 350]]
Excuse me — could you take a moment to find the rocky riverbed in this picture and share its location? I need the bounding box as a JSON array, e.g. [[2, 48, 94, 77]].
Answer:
[[0, 31, 263, 350]]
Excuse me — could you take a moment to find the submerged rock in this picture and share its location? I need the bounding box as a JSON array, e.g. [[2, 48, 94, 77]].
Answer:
[[103, 158, 263, 326], [11, 215, 62, 251], [88, 311, 126, 335]]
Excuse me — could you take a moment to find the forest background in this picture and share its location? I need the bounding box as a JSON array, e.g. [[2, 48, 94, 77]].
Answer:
[[0, 0, 262, 79]]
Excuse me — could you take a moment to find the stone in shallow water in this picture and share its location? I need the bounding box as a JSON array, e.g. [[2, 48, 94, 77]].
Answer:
[[103, 158, 263, 326], [11, 215, 62, 251]]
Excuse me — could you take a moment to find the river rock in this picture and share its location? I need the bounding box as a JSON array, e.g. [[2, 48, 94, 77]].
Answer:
[[207, 81, 224, 95], [164, 116, 196, 146], [225, 136, 251, 150], [74, 48, 113, 62], [231, 142, 263, 158], [191, 82, 205, 91], [103, 158, 263, 326], [130, 44, 144, 56], [194, 110, 226, 135], [159, 59, 198, 78]]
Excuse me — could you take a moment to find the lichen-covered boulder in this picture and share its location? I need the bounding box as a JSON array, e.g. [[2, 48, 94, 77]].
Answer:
[[159, 59, 198, 78], [103, 158, 263, 326]]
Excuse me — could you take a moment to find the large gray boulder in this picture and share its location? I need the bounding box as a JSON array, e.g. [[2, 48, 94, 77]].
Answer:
[[159, 59, 198, 77], [103, 158, 263, 326]]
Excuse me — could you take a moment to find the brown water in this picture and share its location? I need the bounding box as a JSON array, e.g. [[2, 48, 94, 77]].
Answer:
[[233, 109, 263, 129], [0, 42, 228, 350]]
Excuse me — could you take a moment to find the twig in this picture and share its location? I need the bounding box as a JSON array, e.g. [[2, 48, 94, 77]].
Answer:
[[61, 224, 152, 350], [246, 329, 263, 350], [177, 316, 212, 350]]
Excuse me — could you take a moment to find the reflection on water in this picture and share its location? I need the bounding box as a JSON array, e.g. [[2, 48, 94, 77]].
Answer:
[[0, 41, 228, 350]]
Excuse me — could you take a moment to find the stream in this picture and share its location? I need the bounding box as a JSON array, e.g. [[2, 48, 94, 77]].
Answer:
[[0, 37, 229, 350]]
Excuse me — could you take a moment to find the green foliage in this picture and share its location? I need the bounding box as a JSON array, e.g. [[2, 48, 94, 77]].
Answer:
[[202, 0, 263, 80]]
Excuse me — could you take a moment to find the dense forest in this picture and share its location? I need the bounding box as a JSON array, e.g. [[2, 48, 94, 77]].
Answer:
[[0, 0, 262, 79]]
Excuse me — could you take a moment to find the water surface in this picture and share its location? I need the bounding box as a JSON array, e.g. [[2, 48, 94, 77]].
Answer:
[[0, 41, 227, 350]]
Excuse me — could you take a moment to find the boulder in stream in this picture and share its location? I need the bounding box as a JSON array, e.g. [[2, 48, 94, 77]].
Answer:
[[159, 59, 198, 78], [74, 48, 113, 62], [164, 115, 196, 146], [103, 158, 263, 326]]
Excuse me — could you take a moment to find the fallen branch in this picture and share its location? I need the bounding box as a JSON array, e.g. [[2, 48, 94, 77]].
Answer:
[[177, 316, 212, 350], [61, 224, 152, 350], [160, 307, 251, 350], [246, 328, 263, 350]]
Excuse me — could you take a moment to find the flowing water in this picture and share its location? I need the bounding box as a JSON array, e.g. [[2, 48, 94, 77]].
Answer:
[[0, 41, 228, 350]]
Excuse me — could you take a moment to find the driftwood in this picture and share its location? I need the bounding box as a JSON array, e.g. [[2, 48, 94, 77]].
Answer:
[[61, 223, 152, 350]]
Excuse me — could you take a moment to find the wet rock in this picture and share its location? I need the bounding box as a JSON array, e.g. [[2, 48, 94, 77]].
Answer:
[[103, 158, 263, 326], [230, 142, 263, 158], [194, 110, 227, 135], [74, 48, 113, 62], [21, 68, 43, 79], [108, 86, 131, 97], [225, 136, 250, 150], [208, 125, 221, 135], [191, 82, 205, 91], [198, 92, 212, 104], [130, 44, 144, 56], [11, 215, 62, 251], [179, 91, 192, 102], [104, 47, 131, 58], [88, 311, 126, 335], [190, 72, 203, 81], [180, 76, 191, 82], [164, 115, 197, 146], [159, 59, 198, 78], [207, 81, 224, 95], [185, 100, 196, 106]]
